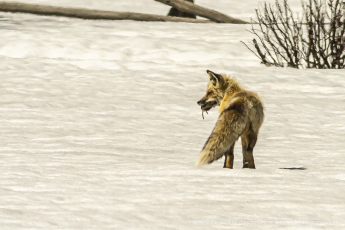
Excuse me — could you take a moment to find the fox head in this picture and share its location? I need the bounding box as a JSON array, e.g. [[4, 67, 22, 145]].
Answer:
[[197, 70, 226, 112]]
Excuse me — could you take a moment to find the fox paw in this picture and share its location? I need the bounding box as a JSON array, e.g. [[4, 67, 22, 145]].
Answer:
[[243, 162, 255, 169]]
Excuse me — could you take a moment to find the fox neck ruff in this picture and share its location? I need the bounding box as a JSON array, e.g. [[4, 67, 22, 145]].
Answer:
[[218, 77, 243, 114]]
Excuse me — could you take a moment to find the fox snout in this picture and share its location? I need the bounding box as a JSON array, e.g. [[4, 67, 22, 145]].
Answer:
[[197, 99, 206, 106], [197, 98, 217, 112]]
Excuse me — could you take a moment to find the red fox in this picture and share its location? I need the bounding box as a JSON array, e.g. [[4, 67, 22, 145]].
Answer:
[[196, 70, 264, 169]]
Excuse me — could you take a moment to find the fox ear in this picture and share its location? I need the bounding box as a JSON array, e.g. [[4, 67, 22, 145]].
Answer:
[[206, 70, 221, 86]]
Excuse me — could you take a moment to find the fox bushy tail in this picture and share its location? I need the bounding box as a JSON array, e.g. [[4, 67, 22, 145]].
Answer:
[[196, 108, 247, 167]]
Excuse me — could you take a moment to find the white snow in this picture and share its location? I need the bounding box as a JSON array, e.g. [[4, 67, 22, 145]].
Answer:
[[0, 0, 345, 229]]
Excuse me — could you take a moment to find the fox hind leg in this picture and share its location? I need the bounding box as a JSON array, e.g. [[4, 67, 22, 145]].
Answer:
[[223, 144, 235, 169], [241, 131, 257, 169]]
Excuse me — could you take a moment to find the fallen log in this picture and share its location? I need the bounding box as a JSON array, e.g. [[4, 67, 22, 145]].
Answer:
[[0, 1, 212, 23], [155, 0, 248, 24], [167, 0, 195, 19]]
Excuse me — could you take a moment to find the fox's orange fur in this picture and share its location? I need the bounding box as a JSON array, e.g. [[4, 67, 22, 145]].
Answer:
[[196, 70, 264, 169]]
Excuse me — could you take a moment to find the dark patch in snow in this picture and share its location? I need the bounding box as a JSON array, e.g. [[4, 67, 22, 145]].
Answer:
[[280, 167, 307, 170]]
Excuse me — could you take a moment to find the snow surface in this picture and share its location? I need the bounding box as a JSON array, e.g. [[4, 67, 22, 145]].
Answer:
[[0, 0, 345, 229]]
